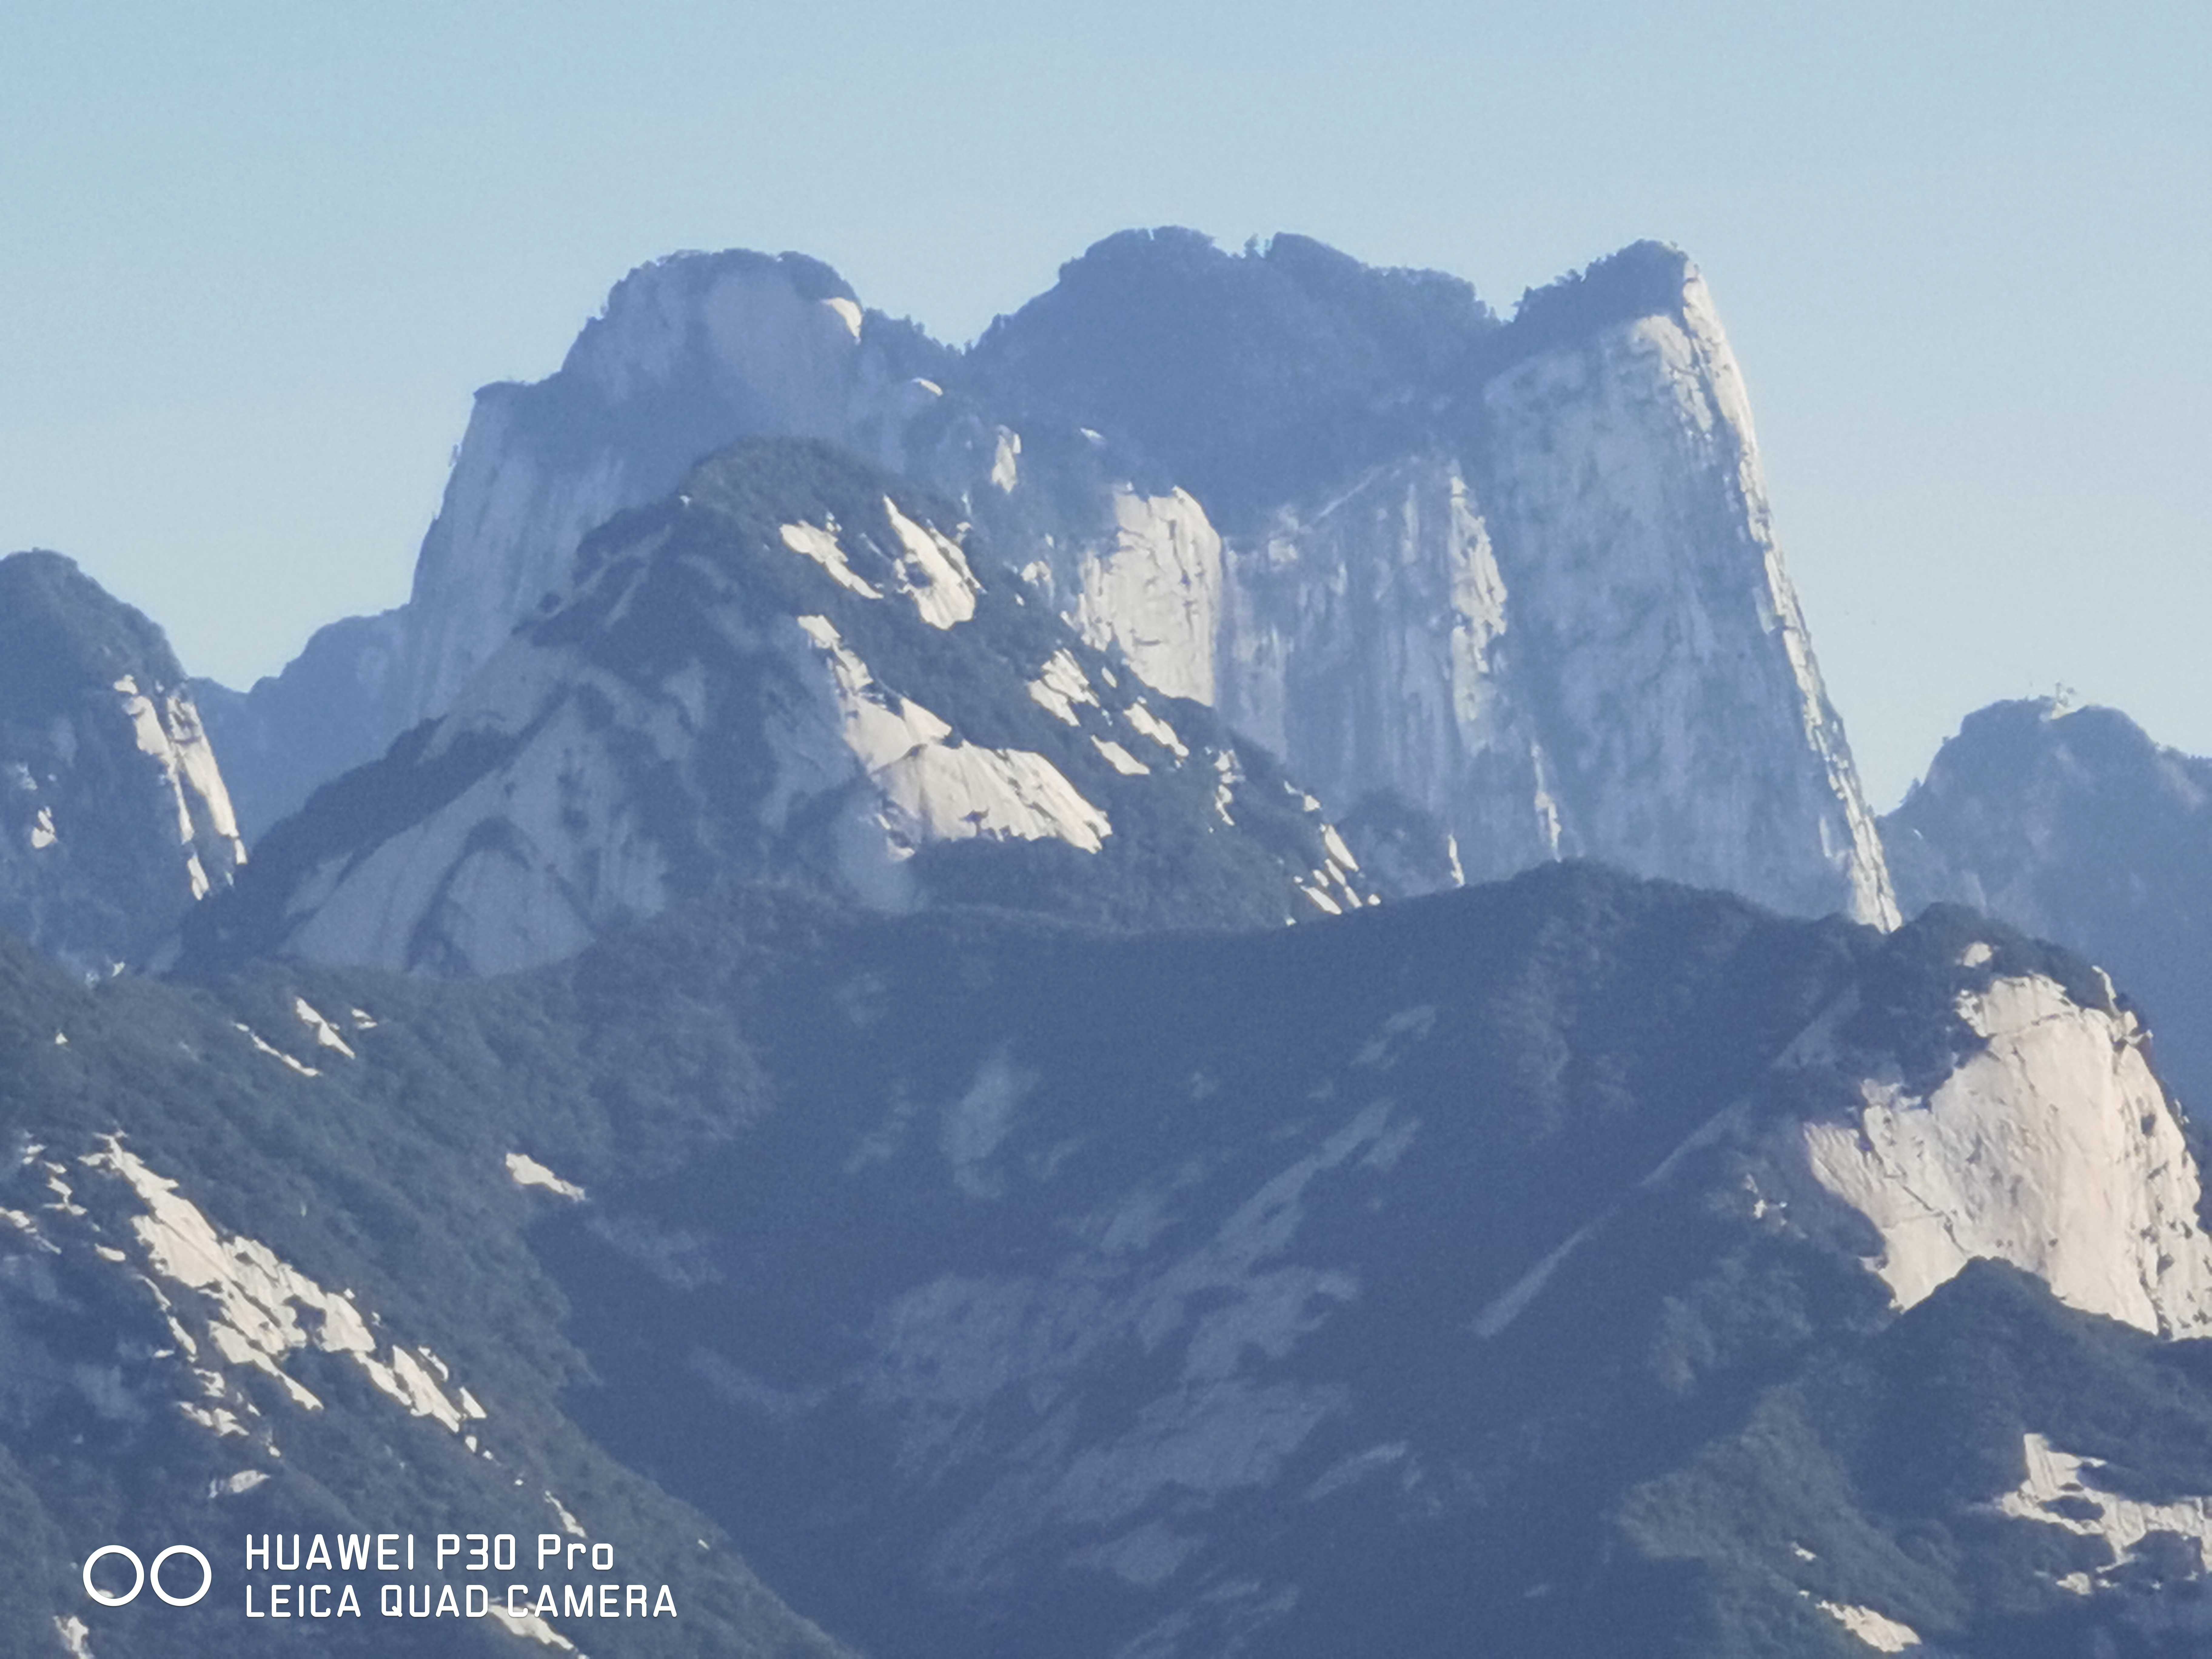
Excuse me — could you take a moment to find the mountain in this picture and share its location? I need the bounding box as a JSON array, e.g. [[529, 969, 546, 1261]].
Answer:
[[523, 873, 2212, 1659], [189, 609, 407, 848], [11, 863, 2210, 1655], [201, 232, 1896, 935], [967, 233, 1892, 923], [0, 552, 246, 979], [184, 439, 1367, 976], [1883, 697, 2212, 1119], [196, 250, 957, 837], [0, 916, 848, 1658]]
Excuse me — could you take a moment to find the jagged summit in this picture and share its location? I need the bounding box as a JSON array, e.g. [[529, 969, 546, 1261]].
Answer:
[[0, 550, 245, 977], [1488, 238, 1697, 365], [186, 438, 1367, 975], [967, 227, 1500, 524], [198, 247, 964, 834], [1884, 696, 2212, 1112], [198, 228, 1896, 938]]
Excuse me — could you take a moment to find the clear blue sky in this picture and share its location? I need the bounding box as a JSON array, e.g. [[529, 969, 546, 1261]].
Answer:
[[3, 1, 2205, 806]]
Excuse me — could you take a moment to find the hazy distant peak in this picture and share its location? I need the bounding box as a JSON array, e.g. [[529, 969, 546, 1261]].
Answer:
[[0, 548, 186, 707], [967, 226, 1498, 524]]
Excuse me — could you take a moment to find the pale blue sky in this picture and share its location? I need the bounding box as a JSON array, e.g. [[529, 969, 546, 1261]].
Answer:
[[3, 1, 2204, 805]]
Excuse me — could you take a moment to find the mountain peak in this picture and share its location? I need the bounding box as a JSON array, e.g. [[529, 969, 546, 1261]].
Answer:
[[192, 437, 1370, 975], [0, 549, 245, 977], [0, 548, 185, 706]]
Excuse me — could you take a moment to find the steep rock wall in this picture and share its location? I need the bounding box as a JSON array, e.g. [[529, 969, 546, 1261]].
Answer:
[[0, 551, 245, 976]]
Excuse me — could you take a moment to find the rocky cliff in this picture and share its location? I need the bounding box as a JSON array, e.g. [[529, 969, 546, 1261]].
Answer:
[[973, 235, 1896, 925], [187, 440, 1367, 976], [204, 233, 1896, 935], [15, 857, 2212, 1656], [1882, 697, 2212, 1119], [0, 551, 246, 978], [198, 250, 960, 836]]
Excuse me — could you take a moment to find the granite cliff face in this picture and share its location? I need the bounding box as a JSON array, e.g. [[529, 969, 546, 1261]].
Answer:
[[199, 251, 960, 836], [16, 858, 2212, 1656], [188, 441, 1367, 976], [0, 552, 245, 977], [974, 236, 1896, 925], [519, 875, 2212, 1658], [1882, 698, 2212, 1119], [205, 233, 1895, 935], [0, 925, 851, 1659]]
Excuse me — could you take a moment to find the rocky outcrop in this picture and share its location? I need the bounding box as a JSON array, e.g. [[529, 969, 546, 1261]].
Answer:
[[208, 233, 1894, 935], [204, 251, 962, 837], [0, 551, 245, 976], [191, 607, 407, 840], [503, 871, 2202, 1658], [187, 441, 1368, 976], [1882, 697, 2212, 1114], [0, 924, 854, 1659], [981, 238, 1898, 924], [1803, 961, 2212, 1337]]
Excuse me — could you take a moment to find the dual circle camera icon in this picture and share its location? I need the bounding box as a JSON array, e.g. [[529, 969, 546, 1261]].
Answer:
[[82, 1545, 213, 1608]]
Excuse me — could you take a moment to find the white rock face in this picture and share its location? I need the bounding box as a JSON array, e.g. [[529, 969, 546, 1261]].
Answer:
[[231, 456, 1363, 975], [1069, 486, 1222, 705], [1993, 1432, 2212, 1588], [1804, 973, 2212, 1337], [1206, 276, 1893, 922], [207, 252, 960, 833], [0, 553, 248, 974], [221, 237, 1893, 934], [80, 1134, 482, 1434], [797, 614, 1110, 857], [399, 256, 938, 728], [1462, 276, 1894, 923], [1220, 455, 1560, 883]]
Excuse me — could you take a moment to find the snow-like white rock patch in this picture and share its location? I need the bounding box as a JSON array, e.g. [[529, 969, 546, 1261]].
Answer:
[[1994, 1432, 2212, 1583], [1804, 973, 2212, 1337], [506, 1153, 586, 1202], [293, 998, 356, 1059], [545, 1491, 588, 1538], [488, 1606, 579, 1651], [1818, 1600, 1921, 1651], [1212, 750, 1240, 825], [1124, 701, 1189, 760], [236, 1024, 318, 1078], [210, 1469, 270, 1498], [29, 805, 56, 850], [1026, 650, 1098, 726], [798, 615, 1109, 856], [1092, 738, 1150, 777], [990, 428, 1021, 493], [780, 521, 882, 599], [881, 497, 980, 628], [821, 295, 863, 338], [81, 1136, 480, 1435], [52, 1615, 93, 1659]]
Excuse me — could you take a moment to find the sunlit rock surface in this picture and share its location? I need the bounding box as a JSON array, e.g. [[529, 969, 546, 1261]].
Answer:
[[0, 551, 245, 976], [1883, 696, 2212, 1115], [200, 251, 959, 836], [211, 233, 1894, 932], [188, 441, 1369, 976], [1804, 969, 2212, 1336], [970, 233, 1895, 924]]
